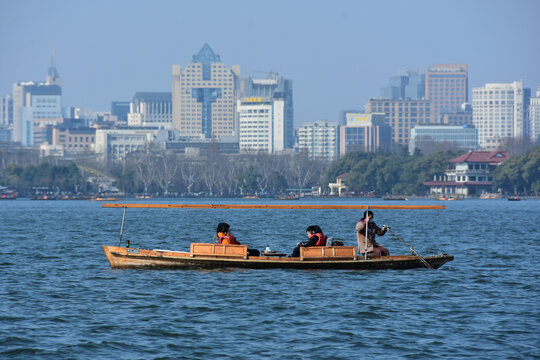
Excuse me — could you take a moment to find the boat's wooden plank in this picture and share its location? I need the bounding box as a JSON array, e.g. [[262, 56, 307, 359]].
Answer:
[[102, 203, 445, 210]]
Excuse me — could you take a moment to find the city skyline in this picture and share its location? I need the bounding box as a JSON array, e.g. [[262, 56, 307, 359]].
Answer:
[[1, 0, 539, 126]]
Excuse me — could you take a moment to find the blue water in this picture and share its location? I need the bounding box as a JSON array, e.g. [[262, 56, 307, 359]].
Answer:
[[1, 198, 538, 359]]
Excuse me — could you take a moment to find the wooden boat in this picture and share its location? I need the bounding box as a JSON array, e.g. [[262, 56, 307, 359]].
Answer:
[[382, 195, 407, 201], [0, 186, 18, 200], [103, 244, 453, 270], [101, 203, 452, 271]]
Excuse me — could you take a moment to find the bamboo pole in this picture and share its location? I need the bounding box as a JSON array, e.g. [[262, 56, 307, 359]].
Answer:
[[101, 203, 445, 210]]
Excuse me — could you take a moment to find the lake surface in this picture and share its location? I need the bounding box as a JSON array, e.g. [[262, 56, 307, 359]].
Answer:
[[1, 198, 538, 359]]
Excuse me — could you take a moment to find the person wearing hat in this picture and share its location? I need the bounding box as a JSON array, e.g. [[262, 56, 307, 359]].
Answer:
[[356, 210, 389, 257]]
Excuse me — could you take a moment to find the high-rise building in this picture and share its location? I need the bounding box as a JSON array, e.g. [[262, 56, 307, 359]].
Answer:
[[529, 86, 540, 144], [409, 124, 478, 155], [237, 74, 294, 148], [338, 110, 361, 126], [296, 120, 339, 160], [339, 113, 391, 156], [1, 94, 13, 127], [172, 44, 240, 139], [472, 81, 531, 150], [380, 69, 426, 100], [366, 99, 432, 145], [442, 103, 473, 126], [237, 97, 286, 153], [127, 92, 172, 128], [111, 101, 130, 125], [12, 53, 62, 146], [425, 64, 468, 122]]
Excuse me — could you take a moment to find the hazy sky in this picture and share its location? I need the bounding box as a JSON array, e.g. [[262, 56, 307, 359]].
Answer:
[[1, 0, 539, 126]]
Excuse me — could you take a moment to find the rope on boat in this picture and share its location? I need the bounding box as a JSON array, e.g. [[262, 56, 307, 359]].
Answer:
[[386, 228, 435, 270]]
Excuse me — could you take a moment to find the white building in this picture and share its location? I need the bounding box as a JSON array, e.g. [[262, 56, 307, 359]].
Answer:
[[409, 124, 478, 155], [297, 120, 339, 161], [472, 81, 530, 150], [94, 128, 169, 161], [529, 86, 540, 145], [172, 44, 239, 139], [237, 75, 294, 148], [237, 97, 285, 153], [128, 92, 172, 129]]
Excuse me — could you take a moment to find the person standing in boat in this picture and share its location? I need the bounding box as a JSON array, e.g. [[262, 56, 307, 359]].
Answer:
[[215, 222, 260, 257], [356, 210, 389, 257], [290, 225, 327, 257]]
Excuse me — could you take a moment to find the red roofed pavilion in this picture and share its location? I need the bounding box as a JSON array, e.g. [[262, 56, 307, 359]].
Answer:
[[423, 150, 509, 197]]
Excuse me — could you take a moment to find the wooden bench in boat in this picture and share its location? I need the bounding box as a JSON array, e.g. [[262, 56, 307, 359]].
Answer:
[[300, 246, 357, 261], [190, 243, 248, 259]]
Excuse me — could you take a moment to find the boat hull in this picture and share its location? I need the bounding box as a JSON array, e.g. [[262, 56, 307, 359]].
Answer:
[[103, 246, 453, 270]]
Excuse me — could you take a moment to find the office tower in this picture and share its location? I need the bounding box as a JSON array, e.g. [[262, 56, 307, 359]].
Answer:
[[297, 120, 339, 160], [237, 97, 285, 153], [339, 110, 361, 126], [237, 74, 294, 148], [127, 92, 172, 128], [380, 69, 426, 100], [472, 81, 531, 150], [530, 86, 540, 144], [12, 53, 63, 146], [366, 99, 432, 145], [339, 113, 391, 156], [111, 101, 131, 124], [172, 44, 239, 139], [409, 124, 478, 155], [425, 64, 468, 122], [442, 103, 473, 126], [1, 94, 13, 127]]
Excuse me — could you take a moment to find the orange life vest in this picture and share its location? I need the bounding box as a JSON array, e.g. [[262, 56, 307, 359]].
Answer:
[[218, 232, 240, 245], [310, 232, 327, 246]]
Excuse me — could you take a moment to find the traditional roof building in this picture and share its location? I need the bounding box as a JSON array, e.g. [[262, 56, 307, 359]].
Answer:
[[423, 150, 509, 197]]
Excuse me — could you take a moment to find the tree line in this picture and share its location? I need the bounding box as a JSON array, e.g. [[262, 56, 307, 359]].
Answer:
[[322, 150, 458, 195], [2, 144, 539, 197], [492, 146, 540, 195]]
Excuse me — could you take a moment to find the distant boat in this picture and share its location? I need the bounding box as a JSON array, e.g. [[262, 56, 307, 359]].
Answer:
[[32, 194, 56, 200], [435, 196, 461, 201], [0, 186, 18, 200], [383, 195, 407, 201], [480, 193, 502, 199], [507, 196, 521, 201], [274, 194, 300, 200]]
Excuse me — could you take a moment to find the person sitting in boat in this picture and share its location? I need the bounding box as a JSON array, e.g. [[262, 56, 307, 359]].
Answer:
[[290, 225, 327, 257], [356, 210, 389, 257], [215, 222, 260, 257]]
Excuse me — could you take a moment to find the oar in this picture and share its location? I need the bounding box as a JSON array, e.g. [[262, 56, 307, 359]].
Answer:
[[385, 227, 435, 270]]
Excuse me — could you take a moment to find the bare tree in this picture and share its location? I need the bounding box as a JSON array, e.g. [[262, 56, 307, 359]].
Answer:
[[179, 159, 198, 195], [155, 150, 178, 195]]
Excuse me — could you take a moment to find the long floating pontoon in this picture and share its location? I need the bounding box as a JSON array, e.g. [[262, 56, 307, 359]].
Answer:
[[102, 203, 445, 210]]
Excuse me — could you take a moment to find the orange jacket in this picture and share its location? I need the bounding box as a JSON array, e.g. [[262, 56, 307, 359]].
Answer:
[[217, 232, 240, 245]]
